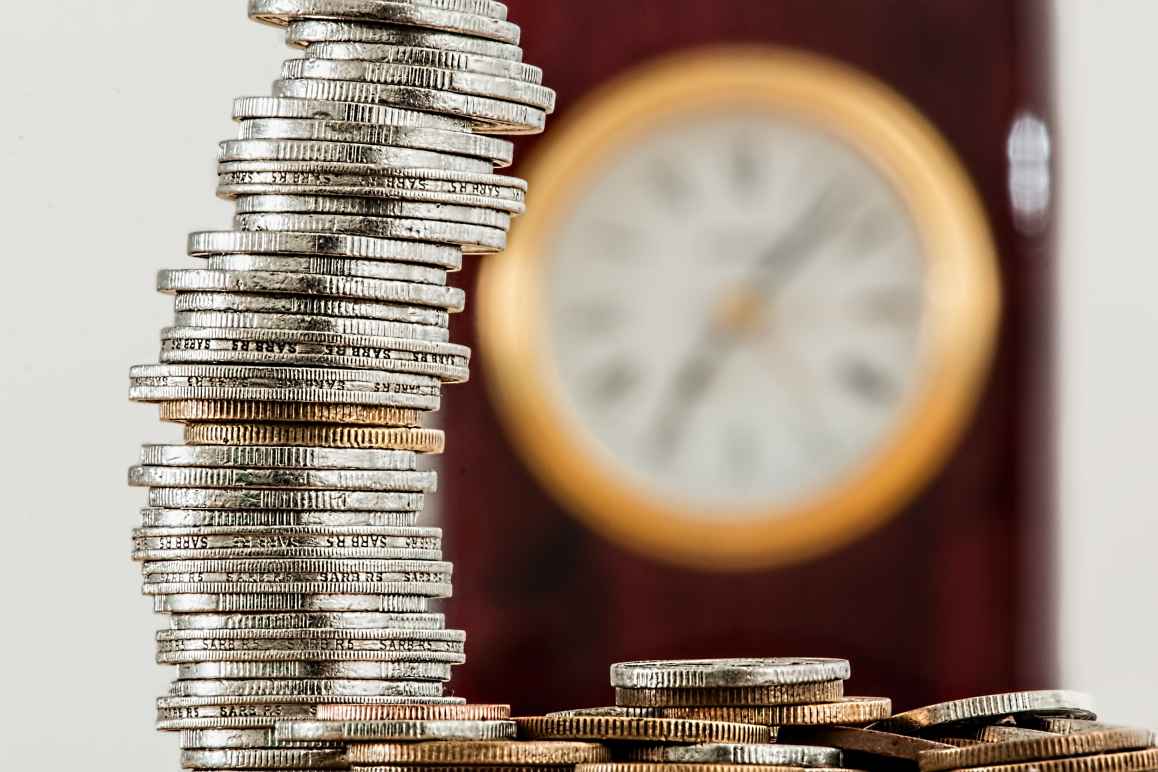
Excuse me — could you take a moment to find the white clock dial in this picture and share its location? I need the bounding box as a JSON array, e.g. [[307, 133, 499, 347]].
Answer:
[[542, 112, 928, 515]]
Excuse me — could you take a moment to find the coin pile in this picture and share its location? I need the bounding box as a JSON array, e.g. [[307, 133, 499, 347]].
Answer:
[[510, 658, 883, 772], [785, 690, 1158, 772], [126, 1, 552, 771]]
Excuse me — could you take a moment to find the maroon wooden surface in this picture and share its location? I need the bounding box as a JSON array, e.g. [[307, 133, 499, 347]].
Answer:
[[441, 0, 1056, 713]]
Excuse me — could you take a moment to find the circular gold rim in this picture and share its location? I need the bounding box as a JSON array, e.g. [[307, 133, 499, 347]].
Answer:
[[478, 47, 1001, 570]]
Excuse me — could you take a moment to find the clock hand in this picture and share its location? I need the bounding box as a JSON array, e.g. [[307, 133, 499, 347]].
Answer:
[[646, 183, 846, 462]]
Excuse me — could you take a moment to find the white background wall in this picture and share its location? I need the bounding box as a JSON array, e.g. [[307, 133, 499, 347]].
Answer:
[[1055, 0, 1158, 726], [0, 1, 1152, 768]]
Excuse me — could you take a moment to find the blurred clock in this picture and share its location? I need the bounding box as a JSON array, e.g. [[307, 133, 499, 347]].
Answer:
[[478, 50, 1000, 569]]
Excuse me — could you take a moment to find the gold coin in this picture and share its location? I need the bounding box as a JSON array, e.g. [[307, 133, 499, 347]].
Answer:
[[162, 400, 421, 426], [317, 704, 511, 721], [658, 697, 892, 726], [184, 423, 445, 452], [933, 750, 1158, 772], [515, 716, 770, 744], [780, 726, 956, 761], [348, 741, 610, 765], [616, 681, 843, 708], [919, 727, 1157, 772]]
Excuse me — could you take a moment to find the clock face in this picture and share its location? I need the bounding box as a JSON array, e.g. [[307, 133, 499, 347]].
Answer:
[[479, 49, 999, 568], [545, 112, 927, 514]]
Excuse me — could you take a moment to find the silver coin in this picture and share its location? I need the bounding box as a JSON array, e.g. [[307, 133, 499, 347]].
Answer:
[[216, 159, 527, 196], [609, 658, 852, 689], [233, 211, 507, 252], [872, 691, 1099, 734], [175, 660, 453, 681], [142, 557, 450, 575], [219, 138, 493, 174], [158, 270, 466, 311], [187, 229, 463, 268], [304, 42, 541, 84], [172, 292, 451, 327], [273, 77, 545, 134], [136, 547, 442, 562], [169, 611, 444, 631], [129, 364, 441, 411], [159, 327, 470, 382], [140, 509, 422, 528], [281, 59, 555, 111], [205, 254, 448, 284], [250, 0, 521, 44], [142, 488, 425, 512], [232, 94, 473, 130], [231, 194, 512, 228], [275, 718, 517, 742], [136, 525, 441, 548], [165, 681, 444, 699], [159, 626, 464, 642], [172, 311, 449, 343], [217, 171, 526, 214], [139, 444, 420, 470], [155, 593, 429, 614], [157, 703, 323, 725], [236, 118, 514, 165], [180, 727, 340, 749], [181, 747, 347, 769], [129, 465, 437, 492], [624, 744, 843, 767], [286, 20, 523, 62], [158, 650, 462, 666]]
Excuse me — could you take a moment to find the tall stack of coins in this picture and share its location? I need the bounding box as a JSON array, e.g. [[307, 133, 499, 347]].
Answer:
[[126, 2, 553, 771]]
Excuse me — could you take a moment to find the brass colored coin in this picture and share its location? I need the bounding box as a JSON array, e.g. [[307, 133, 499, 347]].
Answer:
[[317, 703, 510, 721], [347, 740, 610, 765], [515, 715, 771, 744], [873, 691, 1098, 735], [616, 681, 844, 708], [922, 750, 1158, 772], [779, 726, 956, 762], [162, 400, 421, 426], [185, 423, 445, 452], [919, 726, 1157, 772], [576, 765, 866, 772], [658, 698, 892, 727]]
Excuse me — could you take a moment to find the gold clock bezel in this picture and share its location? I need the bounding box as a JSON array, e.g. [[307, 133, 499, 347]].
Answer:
[[477, 47, 1001, 571]]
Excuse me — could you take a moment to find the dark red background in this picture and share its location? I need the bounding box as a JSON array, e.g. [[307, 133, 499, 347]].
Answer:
[[441, 0, 1056, 714]]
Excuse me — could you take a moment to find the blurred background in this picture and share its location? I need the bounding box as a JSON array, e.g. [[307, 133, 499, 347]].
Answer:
[[0, 0, 1153, 768]]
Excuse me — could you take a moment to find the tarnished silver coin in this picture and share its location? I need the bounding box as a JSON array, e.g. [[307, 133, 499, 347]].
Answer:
[[180, 727, 339, 749], [168, 678, 443, 699], [172, 292, 452, 326], [304, 42, 541, 84], [158, 269, 466, 310], [623, 744, 842, 767], [234, 210, 508, 251], [128, 465, 437, 491], [153, 593, 430, 614], [219, 138, 492, 173], [252, 0, 517, 43], [231, 194, 511, 228], [610, 658, 852, 689], [236, 117, 515, 165], [174, 660, 453, 681], [181, 747, 347, 769], [275, 718, 517, 742], [250, 0, 520, 44], [140, 509, 422, 529], [872, 691, 1098, 734], [169, 611, 444, 631], [187, 228, 463, 268], [143, 488, 425, 512], [139, 445, 419, 470], [171, 311, 450, 343], [272, 78, 546, 134], [280, 59, 555, 111], [286, 20, 524, 62]]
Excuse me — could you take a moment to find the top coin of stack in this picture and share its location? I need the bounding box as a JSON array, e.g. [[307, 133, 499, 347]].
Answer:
[[125, 1, 554, 772]]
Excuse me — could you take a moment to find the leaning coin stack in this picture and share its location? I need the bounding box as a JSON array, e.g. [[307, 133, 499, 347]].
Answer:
[[126, 1, 553, 771], [516, 659, 877, 772], [784, 690, 1157, 772]]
